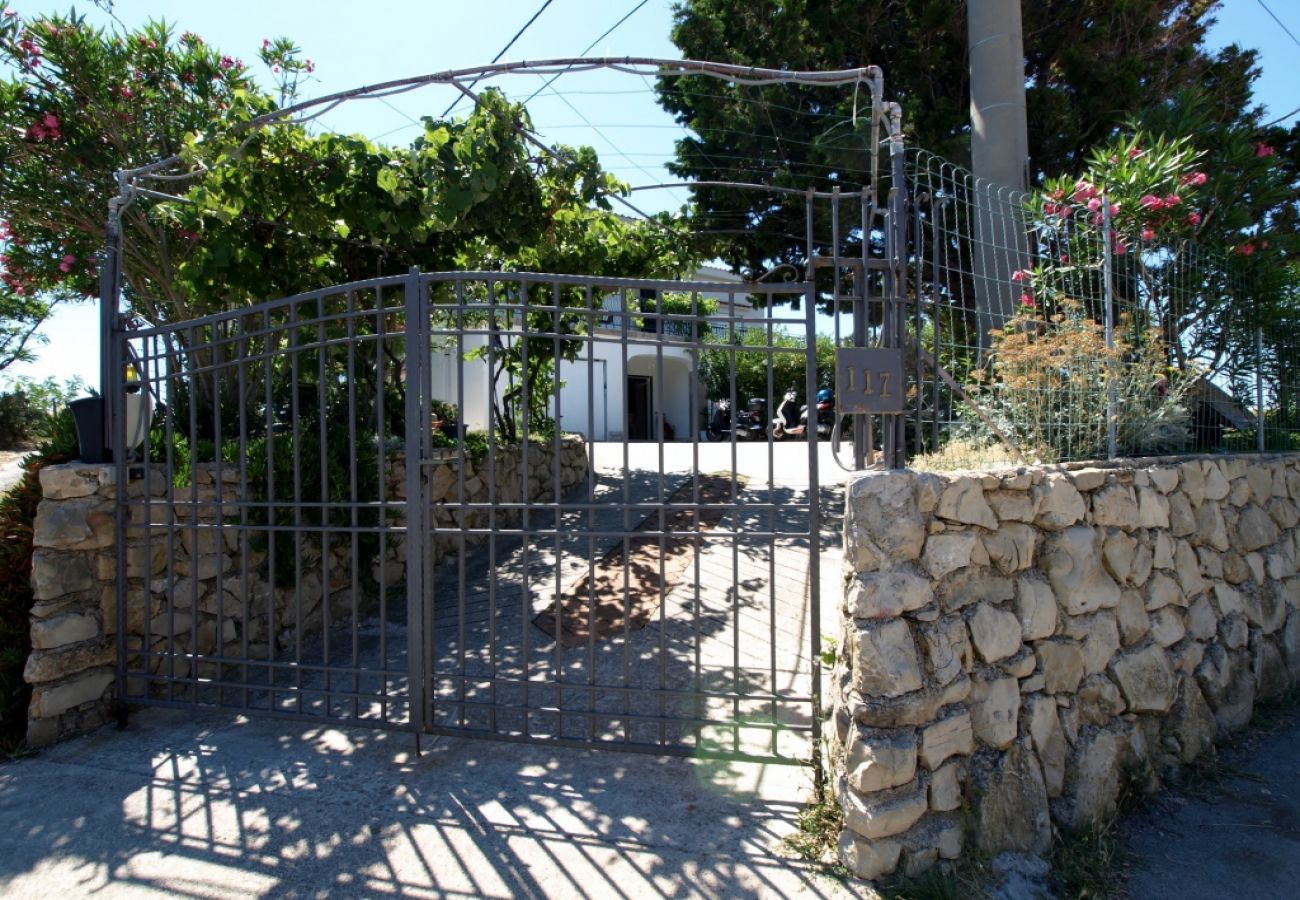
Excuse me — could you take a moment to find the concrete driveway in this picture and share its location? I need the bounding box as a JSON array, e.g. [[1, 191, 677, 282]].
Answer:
[[0, 706, 872, 899]]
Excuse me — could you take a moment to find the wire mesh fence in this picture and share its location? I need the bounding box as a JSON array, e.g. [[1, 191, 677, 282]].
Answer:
[[903, 149, 1298, 470]]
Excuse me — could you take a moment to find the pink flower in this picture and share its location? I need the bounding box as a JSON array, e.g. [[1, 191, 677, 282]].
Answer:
[[1044, 202, 1057, 215], [219, 55, 235, 69], [1256, 143, 1275, 158], [271, 64, 280, 75], [3, 10, 17, 18], [261, 38, 271, 50], [1236, 242, 1256, 257], [118, 85, 133, 99], [1059, 254, 1070, 264], [1141, 227, 1156, 242], [1011, 269, 1027, 282], [42, 112, 58, 129], [1019, 293, 1036, 308], [1181, 171, 1207, 186], [1186, 211, 1201, 226], [1090, 212, 1103, 226], [1057, 204, 1073, 219], [1129, 147, 1144, 159], [1072, 180, 1097, 202], [1260, 239, 1270, 249], [59, 254, 74, 272], [1163, 194, 1181, 207], [1086, 197, 1102, 212], [1113, 239, 1128, 255], [1108, 202, 1120, 216], [1139, 194, 1163, 210], [305, 59, 314, 73]]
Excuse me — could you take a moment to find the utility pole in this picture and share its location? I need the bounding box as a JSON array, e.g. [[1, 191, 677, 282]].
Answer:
[[967, 0, 1030, 349]]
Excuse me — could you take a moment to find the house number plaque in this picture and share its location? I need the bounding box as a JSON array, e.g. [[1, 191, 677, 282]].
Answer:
[[836, 348, 905, 414]]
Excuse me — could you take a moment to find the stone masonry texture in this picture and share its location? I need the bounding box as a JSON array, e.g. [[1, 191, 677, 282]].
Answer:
[[25, 442, 588, 748], [830, 456, 1300, 880]]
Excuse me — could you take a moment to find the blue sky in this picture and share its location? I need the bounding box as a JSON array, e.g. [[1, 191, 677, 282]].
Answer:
[[5, 0, 1297, 390]]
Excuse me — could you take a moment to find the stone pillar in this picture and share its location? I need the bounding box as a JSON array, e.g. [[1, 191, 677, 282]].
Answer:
[[25, 463, 130, 747]]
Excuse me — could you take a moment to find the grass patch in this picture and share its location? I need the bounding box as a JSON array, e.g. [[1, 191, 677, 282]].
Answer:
[[782, 783, 848, 878], [882, 862, 992, 900], [1049, 813, 1129, 899]]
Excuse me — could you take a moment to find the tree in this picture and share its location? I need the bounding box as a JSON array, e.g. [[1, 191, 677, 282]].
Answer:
[[0, 4, 269, 348], [657, 0, 1276, 280]]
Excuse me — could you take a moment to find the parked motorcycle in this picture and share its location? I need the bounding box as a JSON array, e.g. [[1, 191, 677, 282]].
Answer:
[[706, 398, 767, 441], [769, 388, 806, 441], [812, 387, 836, 438]]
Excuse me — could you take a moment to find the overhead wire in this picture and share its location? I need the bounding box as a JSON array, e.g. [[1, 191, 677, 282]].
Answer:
[[440, 0, 557, 118]]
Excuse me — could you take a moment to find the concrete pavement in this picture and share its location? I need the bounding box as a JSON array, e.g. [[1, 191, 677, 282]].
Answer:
[[0, 707, 873, 899]]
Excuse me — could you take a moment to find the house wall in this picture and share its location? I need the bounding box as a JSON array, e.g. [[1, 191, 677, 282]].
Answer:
[[831, 456, 1300, 880]]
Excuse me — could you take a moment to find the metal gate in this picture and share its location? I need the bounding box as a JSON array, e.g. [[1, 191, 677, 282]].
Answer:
[[113, 267, 828, 762]]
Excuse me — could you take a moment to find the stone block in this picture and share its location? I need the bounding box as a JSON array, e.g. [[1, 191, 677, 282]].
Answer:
[[1145, 572, 1183, 612], [23, 641, 114, 683], [1026, 694, 1068, 797], [1015, 577, 1057, 641], [1235, 506, 1281, 553], [28, 669, 114, 719], [1254, 637, 1289, 700], [1185, 595, 1218, 642], [30, 550, 94, 601], [937, 569, 1013, 613], [1173, 540, 1207, 598], [846, 726, 918, 794], [1092, 485, 1139, 529], [929, 760, 963, 812], [937, 477, 998, 530], [983, 524, 1037, 574], [1076, 673, 1126, 726], [32, 498, 115, 551], [971, 741, 1051, 854], [852, 619, 923, 699], [30, 612, 98, 651], [1136, 487, 1171, 529], [1036, 640, 1086, 695], [967, 603, 1023, 664], [987, 489, 1036, 523], [39, 464, 105, 500], [1033, 474, 1086, 531], [1150, 607, 1186, 648], [1168, 492, 1196, 537], [846, 568, 933, 619], [1045, 525, 1120, 615], [838, 830, 902, 880], [849, 673, 972, 729], [919, 710, 974, 770], [1246, 466, 1274, 505], [840, 778, 929, 841], [920, 615, 970, 685], [921, 532, 978, 580], [1117, 589, 1150, 647], [1063, 728, 1127, 829], [1065, 611, 1121, 676], [1111, 645, 1177, 713], [845, 471, 927, 571], [1194, 501, 1230, 552], [970, 676, 1019, 749], [1149, 466, 1180, 493]]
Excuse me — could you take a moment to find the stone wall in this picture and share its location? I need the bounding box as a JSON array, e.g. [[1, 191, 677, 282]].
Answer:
[[26, 438, 588, 748], [831, 456, 1300, 880]]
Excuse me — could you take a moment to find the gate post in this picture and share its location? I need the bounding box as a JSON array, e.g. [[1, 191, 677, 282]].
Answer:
[[404, 267, 428, 735]]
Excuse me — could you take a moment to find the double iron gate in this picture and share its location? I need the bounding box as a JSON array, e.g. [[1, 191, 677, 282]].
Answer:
[[111, 268, 845, 763]]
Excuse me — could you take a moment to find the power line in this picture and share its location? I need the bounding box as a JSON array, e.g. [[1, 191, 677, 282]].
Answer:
[[1255, 0, 1300, 51], [1261, 101, 1300, 129], [441, 0, 557, 118], [523, 0, 650, 104]]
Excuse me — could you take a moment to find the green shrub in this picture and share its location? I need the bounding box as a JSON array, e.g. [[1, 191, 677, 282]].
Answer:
[[0, 408, 78, 755]]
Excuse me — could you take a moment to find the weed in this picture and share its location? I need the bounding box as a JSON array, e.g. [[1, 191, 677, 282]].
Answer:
[[1049, 813, 1129, 899], [782, 784, 845, 871]]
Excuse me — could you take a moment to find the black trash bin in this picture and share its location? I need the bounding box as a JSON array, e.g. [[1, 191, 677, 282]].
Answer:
[[69, 397, 108, 463]]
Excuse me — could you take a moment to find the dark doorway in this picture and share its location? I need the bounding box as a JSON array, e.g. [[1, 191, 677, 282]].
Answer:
[[627, 375, 652, 440]]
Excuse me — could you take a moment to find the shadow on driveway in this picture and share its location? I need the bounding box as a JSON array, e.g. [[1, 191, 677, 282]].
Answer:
[[0, 708, 871, 898]]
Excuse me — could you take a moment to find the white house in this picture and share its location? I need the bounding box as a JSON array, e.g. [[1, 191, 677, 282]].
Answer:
[[429, 266, 770, 442]]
